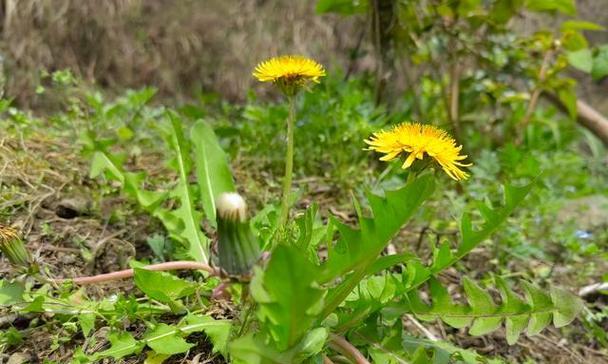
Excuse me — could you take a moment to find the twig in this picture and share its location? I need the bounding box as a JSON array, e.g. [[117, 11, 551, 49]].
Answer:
[[55, 261, 219, 285], [449, 63, 461, 140], [517, 50, 553, 139], [579, 282, 608, 297], [545, 93, 608, 146], [538, 333, 586, 363], [328, 333, 371, 364], [404, 314, 439, 341]]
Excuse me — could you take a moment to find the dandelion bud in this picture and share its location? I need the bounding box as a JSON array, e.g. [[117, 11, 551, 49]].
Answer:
[[0, 225, 33, 269], [216, 193, 260, 276]]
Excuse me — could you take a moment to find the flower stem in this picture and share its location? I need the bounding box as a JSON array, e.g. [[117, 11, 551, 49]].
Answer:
[[55, 261, 219, 285], [279, 95, 296, 228]]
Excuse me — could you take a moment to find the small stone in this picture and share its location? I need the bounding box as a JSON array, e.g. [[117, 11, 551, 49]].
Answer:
[[7, 352, 30, 364], [55, 197, 92, 219]]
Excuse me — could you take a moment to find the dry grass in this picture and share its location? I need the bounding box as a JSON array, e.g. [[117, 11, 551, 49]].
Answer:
[[3, 0, 606, 113], [0, 0, 361, 108]]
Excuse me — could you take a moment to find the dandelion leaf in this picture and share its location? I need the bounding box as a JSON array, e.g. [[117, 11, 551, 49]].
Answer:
[[392, 277, 581, 344], [250, 245, 325, 351], [144, 323, 194, 355], [190, 120, 235, 226]]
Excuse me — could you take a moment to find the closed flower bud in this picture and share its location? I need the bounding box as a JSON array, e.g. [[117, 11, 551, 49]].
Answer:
[[0, 225, 33, 269], [216, 193, 260, 276]]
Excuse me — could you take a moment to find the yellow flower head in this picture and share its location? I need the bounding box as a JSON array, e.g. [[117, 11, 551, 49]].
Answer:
[[253, 55, 325, 95], [365, 122, 472, 180]]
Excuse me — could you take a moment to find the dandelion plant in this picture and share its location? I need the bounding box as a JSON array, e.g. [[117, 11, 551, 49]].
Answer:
[[253, 55, 326, 228]]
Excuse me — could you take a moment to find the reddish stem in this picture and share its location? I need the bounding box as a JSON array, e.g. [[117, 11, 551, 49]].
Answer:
[[328, 333, 370, 364], [323, 355, 336, 364], [56, 261, 219, 285]]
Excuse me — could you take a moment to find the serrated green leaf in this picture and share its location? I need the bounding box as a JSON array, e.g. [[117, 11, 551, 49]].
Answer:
[[405, 260, 432, 290], [463, 277, 502, 336], [395, 278, 580, 343], [90, 151, 124, 181], [191, 120, 235, 226], [495, 277, 529, 344], [495, 277, 529, 314], [457, 183, 533, 259], [463, 277, 495, 313], [320, 175, 435, 319], [22, 296, 45, 313], [323, 175, 435, 281], [229, 334, 292, 364], [251, 245, 325, 350], [469, 317, 503, 336], [441, 313, 474, 330], [431, 242, 453, 272], [133, 266, 196, 305], [428, 278, 472, 329], [0, 280, 24, 305], [550, 287, 582, 328], [402, 336, 489, 364], [429, 278, 451, 310], [144, 323, 194, 355], [522, 282, 553, 335], [181, 314, 231, 355], [78, 313, 96, 337], [527, 311, 552, 336], [294, 203, 328, 265], [505, 315, 529, 345], [144, 351, 170, 364], [368, 253, 417, 276], [95, 331, 143, 360]]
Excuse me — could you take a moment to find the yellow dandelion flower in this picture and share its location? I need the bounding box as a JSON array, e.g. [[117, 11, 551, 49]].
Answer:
[[365, 122, 472, 181], [253, 55, 325, 95]]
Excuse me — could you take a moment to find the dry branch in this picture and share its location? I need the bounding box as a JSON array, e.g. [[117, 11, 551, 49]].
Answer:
[[545, 93, 608, 146]]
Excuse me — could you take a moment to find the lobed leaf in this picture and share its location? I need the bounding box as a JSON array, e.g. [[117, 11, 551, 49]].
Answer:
[[388, 277, 582, 343], [319, 175, 435, 320], [250, 245, 325, 351], [144, 323, 194, 355], [94, 332, 144, 361], [181, 314, 232, 355], [132, 266, 197, 307]]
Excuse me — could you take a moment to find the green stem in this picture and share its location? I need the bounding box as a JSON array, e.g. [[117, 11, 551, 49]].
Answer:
[[279, 95, 296, 228], [406, 170, 417, 185], [319, 261, 371, 320]]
